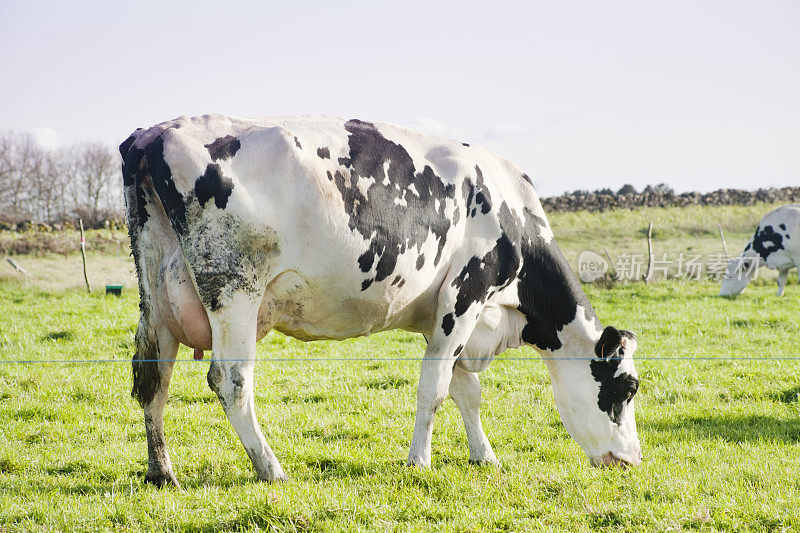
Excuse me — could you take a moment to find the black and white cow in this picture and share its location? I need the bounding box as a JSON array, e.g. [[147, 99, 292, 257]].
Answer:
[[120, 115, 642, 486], [720, 204, 800, 297]]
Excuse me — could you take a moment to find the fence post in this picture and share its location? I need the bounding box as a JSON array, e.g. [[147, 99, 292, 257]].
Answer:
[[718, 224, 729, 258], [79, 219, 91, 293], [644, 222, 654, 283], [604, 247, 616, 278]]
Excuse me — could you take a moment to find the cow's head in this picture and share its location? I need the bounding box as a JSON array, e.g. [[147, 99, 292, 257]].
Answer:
[[719, 255, 759, 296], [546, 325, 642, 468]]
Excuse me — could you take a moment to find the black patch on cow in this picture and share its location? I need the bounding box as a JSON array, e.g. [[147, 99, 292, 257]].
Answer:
[[294, 136, 302, 149], [752, 225, 784, 261], [476, 194, 490, 214], [461, 142, 470, 147], [333, 119, 456, 288], [744, 242, 751, 251], [205, 135, 240, 161], [451, 203, 520, 317], [463, 178, 474, 212], [521, 173, 533, 186], [362, 278, 373, 291], [132, 182, 150, 230], [453, 344, 464, 357], [463, 166, 492, 219], [780, 223, 786, 230], [120, 137, 151, 232], [119, 135, 137, 177], [517, 209, 597, 351], [195, 163, 234, 209], [442, 313, 455, 335], [391, 275, 402, 285], [590, 327, 638, 424], [317, 147, 331, 159], [144, 135, 188, 235], [397, 278, 405, 288], [358, 249, 375, 272], [121, 138, 143, 187], [473, 166, 492, 214], [416, 255, 425, 270]]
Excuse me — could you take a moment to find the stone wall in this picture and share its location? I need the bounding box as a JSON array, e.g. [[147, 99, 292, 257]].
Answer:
[[541, 185, 800, 212]]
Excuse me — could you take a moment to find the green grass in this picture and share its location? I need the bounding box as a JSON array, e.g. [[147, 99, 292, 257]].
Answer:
[[2, 280, 799, 531], [550, 203, 779, 281], [1, 203, 800, 531]]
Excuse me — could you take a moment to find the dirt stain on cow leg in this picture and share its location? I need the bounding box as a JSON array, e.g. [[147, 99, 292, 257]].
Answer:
[[207, 360, 225, 407], [132, 314, 160, 407]]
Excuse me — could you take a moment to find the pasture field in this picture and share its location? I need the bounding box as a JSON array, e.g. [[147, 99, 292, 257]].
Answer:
[[1, 203, 799, 531]]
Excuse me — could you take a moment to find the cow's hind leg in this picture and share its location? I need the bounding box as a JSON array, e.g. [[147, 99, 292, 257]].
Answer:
[[205, 294, 286, 482], [133, 323, 180, 487], [449, 365, 499, 465]]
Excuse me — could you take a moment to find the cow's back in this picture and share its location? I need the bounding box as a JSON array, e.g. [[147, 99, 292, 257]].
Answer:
[[752, 204, 800, 269]]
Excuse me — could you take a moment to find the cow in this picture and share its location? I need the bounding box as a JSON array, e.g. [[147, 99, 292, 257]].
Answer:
[[719, 204, 800, 297], [120, 115, 642, 487]]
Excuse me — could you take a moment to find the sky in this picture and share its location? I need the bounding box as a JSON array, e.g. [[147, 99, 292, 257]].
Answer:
[[1, 0, 798, 197]]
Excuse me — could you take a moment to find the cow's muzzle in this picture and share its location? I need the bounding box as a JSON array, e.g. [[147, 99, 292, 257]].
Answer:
[[591, 451, 642, 469]]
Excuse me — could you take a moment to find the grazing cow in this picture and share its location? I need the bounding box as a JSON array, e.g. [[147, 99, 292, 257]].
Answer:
[[719, 204, 800, 297], [120, 115, 642, 486]]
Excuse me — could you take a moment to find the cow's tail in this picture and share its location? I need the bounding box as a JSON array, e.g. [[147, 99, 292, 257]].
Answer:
[[120, 131, 161, 407]]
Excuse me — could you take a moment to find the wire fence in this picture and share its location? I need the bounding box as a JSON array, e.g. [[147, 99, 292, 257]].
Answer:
[[1, 356, 799, 364]]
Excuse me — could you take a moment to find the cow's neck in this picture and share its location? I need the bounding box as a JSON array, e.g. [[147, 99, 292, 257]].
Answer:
[[516, 210, 603, 360]]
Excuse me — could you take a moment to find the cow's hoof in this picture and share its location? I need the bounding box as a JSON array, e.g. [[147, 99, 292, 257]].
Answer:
[[144, 471, 180, 488], [255, 467, 288, 483], [406, 458, 431, 469], [257, 473, 288, 483]]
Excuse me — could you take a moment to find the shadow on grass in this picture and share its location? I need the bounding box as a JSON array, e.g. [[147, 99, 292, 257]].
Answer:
[[770, 385, 800, 404], [212, 507, 312, 533], [645, 414, 800, 443], [300, 456, 378, 480], [40, 330, 74, 342], [280, 392, 328, 404], [362, 376, 411, 389], [171, 392, 217, 404]]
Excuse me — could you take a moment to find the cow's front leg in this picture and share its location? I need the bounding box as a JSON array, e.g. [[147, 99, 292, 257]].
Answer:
[[206, 295, 286, 482], [777, 269, 789, 296], [449, 365, 499, 466], [408, 307, 480, 468]]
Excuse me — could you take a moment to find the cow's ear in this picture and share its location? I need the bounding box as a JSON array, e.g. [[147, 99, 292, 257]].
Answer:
[[619, 330, 637, 356], [595, 326, 622, 358]]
